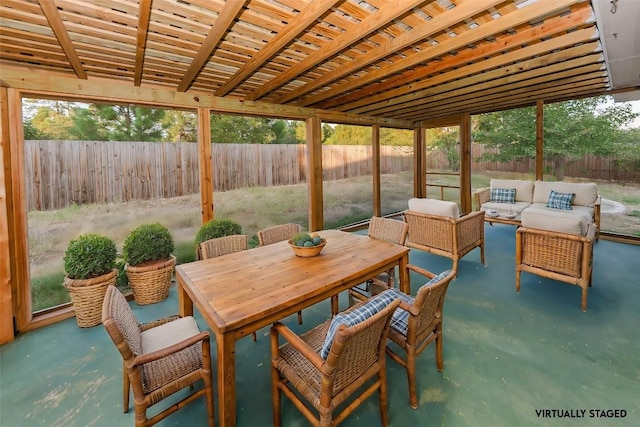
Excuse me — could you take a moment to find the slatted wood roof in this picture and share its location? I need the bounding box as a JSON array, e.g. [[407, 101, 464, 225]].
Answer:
[[0, 0, 626, 123]]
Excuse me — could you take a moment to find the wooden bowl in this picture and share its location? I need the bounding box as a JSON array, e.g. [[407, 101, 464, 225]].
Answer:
[[288, 238, 327, 257]]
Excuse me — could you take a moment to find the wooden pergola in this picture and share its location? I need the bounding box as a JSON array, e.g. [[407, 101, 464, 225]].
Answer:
[[1, 0, 638, 343]]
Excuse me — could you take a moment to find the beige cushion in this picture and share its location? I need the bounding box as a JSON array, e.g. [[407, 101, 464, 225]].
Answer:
[[521, 208, 588, 236], [142, 316, 201, 353], [490, 179, 534, 203], [481, 201, 531, 213], [408, 198, 459, 218], [532, 181, 598, 207]]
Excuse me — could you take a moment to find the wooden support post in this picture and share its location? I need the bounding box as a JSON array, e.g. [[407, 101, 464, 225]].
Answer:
[[413, 126, 426, 198], [460, 113, 472, 214], [372, 124, 381, 217], [0, 86, 14, 343], [307, 117, 323, 231], [197, 107, 213, 224], [536, 100, 544, 181]]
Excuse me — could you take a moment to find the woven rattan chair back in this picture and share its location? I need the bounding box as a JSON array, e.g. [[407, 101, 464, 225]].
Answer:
[[403, 209, 485, 275], [199, 234, 248, 259], [257, 223, 300, 246], [271, 298, 400, 427], [198, 234, 256, 341], [368, 216, 408, 289], [385, 266, 455, 409], [101, 286, 215, 427]]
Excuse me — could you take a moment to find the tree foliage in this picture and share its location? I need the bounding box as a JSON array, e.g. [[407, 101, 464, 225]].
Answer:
[[473, 97, 639, 179]]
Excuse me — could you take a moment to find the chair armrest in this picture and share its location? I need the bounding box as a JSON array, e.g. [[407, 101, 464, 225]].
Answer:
[[271, 322, 325, 370], [406, 263, 436, 280], [133, 331, 210, 366], [139, 314, 181, 331], [473, 187, 490, 210], [456, 210, 485, 224]]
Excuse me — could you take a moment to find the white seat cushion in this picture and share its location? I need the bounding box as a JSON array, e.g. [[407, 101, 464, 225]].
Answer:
[[408, 198, 459, 218], [481, 201, 531, 213], [521, 208, 588, 236], [142, 316, 201, 353]]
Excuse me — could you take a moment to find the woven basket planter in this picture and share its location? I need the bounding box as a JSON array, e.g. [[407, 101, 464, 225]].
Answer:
[[64, 268, 118, 328], [125, 255, 176, 305]]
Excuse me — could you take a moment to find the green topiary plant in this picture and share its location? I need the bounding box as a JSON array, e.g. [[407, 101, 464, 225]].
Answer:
[[64, 233, 117, 280], [195, 219, 242, 245], [123, 223, 175, 266]]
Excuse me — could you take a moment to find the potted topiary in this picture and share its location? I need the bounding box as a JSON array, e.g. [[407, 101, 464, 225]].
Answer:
[[194, 218, 242, 260], [123, 223, 176, 305], [63, 233, 118, 328]]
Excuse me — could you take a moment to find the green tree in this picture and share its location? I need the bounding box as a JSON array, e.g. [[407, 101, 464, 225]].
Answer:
[[474, 97, 638, 180], [324, 124, 371, 145], [92, 104, 166, 141], [68, 105, 108, 140], [28, 102, 74, 139], [163, 111, 197, 142], [427, 127, 460, 171], [270, 119, 303, 144], [210, 114, 275, 143]]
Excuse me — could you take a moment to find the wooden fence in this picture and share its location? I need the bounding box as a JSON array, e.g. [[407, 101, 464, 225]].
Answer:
[[23, 140, 638, 211]]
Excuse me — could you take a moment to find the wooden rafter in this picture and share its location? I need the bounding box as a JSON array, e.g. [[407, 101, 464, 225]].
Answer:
[[295, 0, 582, 107], [269, 0, 508, 104], [317, 2, 594, 110], [216, 0, 342, 97], [247, 0, 431, 102], [177, 0, 247, 92], [134, 0, 153, 86], [37, 0, 87, 79], [347, 29, 599, 116]]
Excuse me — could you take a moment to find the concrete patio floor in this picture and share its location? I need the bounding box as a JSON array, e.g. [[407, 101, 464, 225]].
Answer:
[[1, 223, 639, 426]]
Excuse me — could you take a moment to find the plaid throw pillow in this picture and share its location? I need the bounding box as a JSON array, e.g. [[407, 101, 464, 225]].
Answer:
[[546, 189, 574, 210], [320, 290, 397, 359], [490, 188, 516, 204], [387, 269, 452, 336]]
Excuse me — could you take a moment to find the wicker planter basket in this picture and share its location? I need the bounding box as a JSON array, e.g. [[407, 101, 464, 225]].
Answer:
[[64, 268, 118, 328], [125, 255, 176, 305]]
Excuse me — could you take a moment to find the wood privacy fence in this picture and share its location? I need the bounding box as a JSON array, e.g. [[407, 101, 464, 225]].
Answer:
[[23, 140, 638, 211]]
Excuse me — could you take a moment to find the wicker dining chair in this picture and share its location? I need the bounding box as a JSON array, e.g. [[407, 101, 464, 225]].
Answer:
[[403, 201, 485, 275], [257, 223, 304, 324], [271, 294, 401, 427], [198, 234, 257, 341], [354, 265, 455, 409], [349, 216, 409, 304], [101, 286, 215, 427]]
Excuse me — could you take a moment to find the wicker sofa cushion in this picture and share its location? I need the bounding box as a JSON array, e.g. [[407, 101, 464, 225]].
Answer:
[[521, 208, 588, 235], [320, 290, 397, 359], [533, 180, 598, 207], [408, 198, 459, 219], [490, 179, 534, 203], [385, 269, 452, 335]]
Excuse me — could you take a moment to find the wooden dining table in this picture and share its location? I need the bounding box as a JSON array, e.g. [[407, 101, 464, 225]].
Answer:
[[175, 229, 410, 427]]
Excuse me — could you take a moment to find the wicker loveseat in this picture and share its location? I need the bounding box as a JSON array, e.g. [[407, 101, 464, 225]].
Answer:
[[473, 179, 601, 239]]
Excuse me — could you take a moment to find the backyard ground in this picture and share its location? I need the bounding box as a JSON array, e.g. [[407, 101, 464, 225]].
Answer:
[[25, 171, 639, 311]]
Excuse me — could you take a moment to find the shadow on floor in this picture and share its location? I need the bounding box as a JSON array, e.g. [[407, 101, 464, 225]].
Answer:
[[2, 224, 639, 426]]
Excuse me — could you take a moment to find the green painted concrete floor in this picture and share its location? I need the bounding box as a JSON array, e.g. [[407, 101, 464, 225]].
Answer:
[[2, 224, 639, 427]]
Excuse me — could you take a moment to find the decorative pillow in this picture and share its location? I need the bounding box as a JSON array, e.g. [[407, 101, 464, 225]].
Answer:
[[320, 290, 397, 359], [490, 188, 516, 204], [386, 269, 452, 336], [546, 190, 574, 210]]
